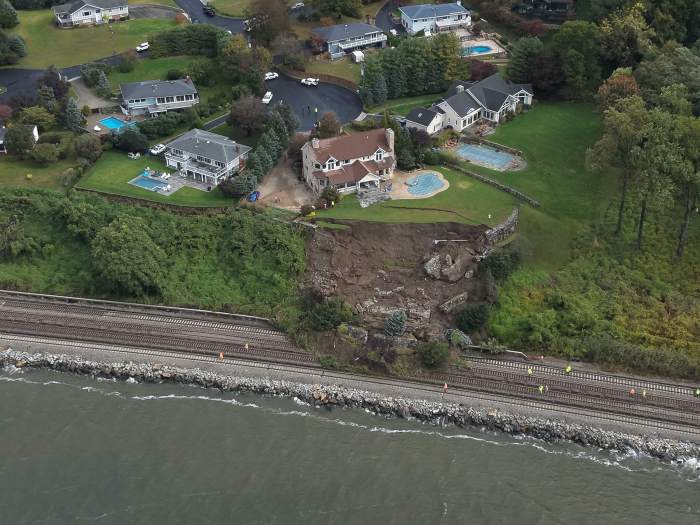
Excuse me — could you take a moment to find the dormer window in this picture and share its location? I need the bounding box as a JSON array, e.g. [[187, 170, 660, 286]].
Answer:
[[375, 150, 384, 161]]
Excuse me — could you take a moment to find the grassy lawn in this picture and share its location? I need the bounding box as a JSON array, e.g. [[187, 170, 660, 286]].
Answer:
[[77, 151, 234, 207], [210, 0, 251, 17], [130, 0, 179, 6], [209, 123, 261, 147], [368, 94, 443, 116], [10, 10, 177, 69], [108, 56, 197, 85], [322, 102, 608, 272], [0, 156, 77, 191], [304, 57, 362, 84], [320, 166, 519, 226]]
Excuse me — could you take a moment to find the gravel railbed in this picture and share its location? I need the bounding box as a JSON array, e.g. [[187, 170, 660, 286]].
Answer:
[[2, 349, 699, 463]]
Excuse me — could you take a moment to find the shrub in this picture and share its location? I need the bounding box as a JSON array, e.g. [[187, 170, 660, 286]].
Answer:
[[166, 69, 184, 80], [384, 310, 407, 337], [0, 0, 19, 29], [481, 249, 521, 281], [456, 303, 490, 333], [118, 50, 137, 73], [3, 125, 35, 157], [300, 204, 315, 217], [303, 292, 353, 331], [74, 133, 103, 163], [29, 142, 59, 166], [114, 128, 148, 153], [231, 83, 252, 101], [417, 341, 450, 368], [320, 186, 340, 205]]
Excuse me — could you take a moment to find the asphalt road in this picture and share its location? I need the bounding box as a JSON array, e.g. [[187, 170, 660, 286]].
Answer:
[[375, 1, 403, 33], [174, 0, 245, 33], [264, 73, 362, 131]]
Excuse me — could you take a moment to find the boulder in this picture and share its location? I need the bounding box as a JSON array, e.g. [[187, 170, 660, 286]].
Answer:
[[439, 292, 469, 313]]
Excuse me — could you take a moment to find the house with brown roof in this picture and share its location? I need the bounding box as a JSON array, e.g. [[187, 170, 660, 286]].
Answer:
[[301, 128, 396, 195]]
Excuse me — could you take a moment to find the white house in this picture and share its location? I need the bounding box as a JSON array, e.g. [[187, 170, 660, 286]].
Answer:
[[404, 73, 533, 135], [311, 23, 387, 60], [164, 129, 251, 187], [398, 2, 471, 36], [120, 79, 199, 117], [0, 125, 39, 154], [302, 128, 396, 194], [52, 0, 129, 28]]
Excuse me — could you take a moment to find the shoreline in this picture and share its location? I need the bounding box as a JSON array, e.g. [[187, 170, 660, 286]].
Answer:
[[2, 346, 699, 464]]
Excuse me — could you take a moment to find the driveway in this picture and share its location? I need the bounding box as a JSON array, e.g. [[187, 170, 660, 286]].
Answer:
[[174, 0, 246, 33], [0, 68, 44, 104], [129, 4, 180, 19], [70, 78, 113, 110], [375, 1, 403, 33], [265, 73, 362, 131]]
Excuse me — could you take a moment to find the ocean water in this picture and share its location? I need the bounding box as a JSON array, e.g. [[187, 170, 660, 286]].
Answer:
[[1, 367, 698, 524]]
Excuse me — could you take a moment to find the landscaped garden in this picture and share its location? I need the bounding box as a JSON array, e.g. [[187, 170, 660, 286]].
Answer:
[[10, 10, 177, 68], [77, 151, 235, 207]]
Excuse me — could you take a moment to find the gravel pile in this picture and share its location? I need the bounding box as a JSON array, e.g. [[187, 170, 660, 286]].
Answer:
[[2, 349, 699, 462]]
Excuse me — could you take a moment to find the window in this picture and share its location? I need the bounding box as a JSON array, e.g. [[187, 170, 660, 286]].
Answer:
[[176, 95, 185, 102], [95, 8, 101, 13], [376, 151, 383, 161], [165, 96, 175, 103], [215, 161, 225, 168], [157, 97, 165, 104], [83, 11, 90, 16]]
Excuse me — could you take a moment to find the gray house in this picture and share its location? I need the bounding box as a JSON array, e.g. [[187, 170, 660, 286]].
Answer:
[[120, 79, 199, 117], [164, 129, 251, 187], [311, 23, 387, 59], [52, 0, 128, 28]]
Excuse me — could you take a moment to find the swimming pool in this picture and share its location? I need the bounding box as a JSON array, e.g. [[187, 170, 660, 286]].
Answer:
[[129, 173, 167, 192], [462, 45, 493, 55], [454, 143, 518, 171], [100, 116, 132, 130], [406, 172, 445, 196]]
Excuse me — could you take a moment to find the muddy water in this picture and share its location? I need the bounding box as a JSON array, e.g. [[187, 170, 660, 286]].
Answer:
[[1, 368, 698, 524]]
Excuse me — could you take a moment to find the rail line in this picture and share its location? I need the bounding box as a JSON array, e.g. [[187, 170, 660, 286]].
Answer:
[[1, 333, 698, 438]]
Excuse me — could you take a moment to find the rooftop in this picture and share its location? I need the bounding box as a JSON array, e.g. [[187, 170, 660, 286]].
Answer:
[[53, 0, 127, 15], [166, 129, 251, 165], [305, 128, 394, 163], [405, 107, 440, 127], [311, 23, 384, 43], [398, 2, 470, 20], [120, 79, 197, 101]]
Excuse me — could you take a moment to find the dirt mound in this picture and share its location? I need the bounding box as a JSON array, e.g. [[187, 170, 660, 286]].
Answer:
[[306, 220, 491, 335]]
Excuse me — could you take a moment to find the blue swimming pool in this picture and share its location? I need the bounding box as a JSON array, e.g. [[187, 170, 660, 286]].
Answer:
[[406, 172, 445, 196], [454, 143, 518, 171], [462, 45, 493, 55], [99, 116, 135, 131], [129, 173, 167, 192]]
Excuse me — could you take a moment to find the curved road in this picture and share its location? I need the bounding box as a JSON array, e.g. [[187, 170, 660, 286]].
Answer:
[[375, 0, 402, 33], [174, 0, 245, 33]]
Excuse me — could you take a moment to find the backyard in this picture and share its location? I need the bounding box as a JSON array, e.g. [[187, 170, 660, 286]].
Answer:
[[304, 56, 362, 84], [10, 10, 177, 69], [77, 151, 235, 207], [0, 157, 77, 191], [320, 103, 610, 271], [367, 94, 443, 116]]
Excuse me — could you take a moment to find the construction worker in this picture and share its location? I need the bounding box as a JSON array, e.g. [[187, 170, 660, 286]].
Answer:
[[629, 388, 636, 396], [565, 365, 572, 375], [538, 385, 544, 395], [695, 388, 700, 398], [642, 389, 647, 399], [527, 367, 533, 377], [244, 343, 249, 351]]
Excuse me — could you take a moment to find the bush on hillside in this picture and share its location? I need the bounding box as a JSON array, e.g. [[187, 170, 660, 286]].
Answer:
[[456, 303, 490, 333], [417, 341, 450, 368]]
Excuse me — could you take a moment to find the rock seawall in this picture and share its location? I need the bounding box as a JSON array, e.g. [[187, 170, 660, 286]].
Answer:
[[2, 349, 699, 462]]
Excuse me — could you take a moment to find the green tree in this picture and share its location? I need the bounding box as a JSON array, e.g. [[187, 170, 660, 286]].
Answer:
[[552, 21, 603, 97], [228, 95, 266, 136], [91, 215, 167, 296], [417, 341, 450, 368], [506, 37, 543, 84], [244, 150, 265, 180], [266, 110, 289, 148], [96, 70, 112, 98], [596, 68, 640, 111], [114, 128, 148, 153], [384, 309, 407, 337], [456, 304, 490, 333], [673, 116, 700, 256], [3, 125, 35, 157], [258, 129, 281, 160], [359, 55, 387, 107], [36, 85, 58, 114], [29, 142, 59, 166], [74, 133, 103, 163], [599, 2, 654, 68], [587, 96, 651, 235], [276, 103, 299, 135], [0, 0, 18, 29], [19, 106, 55, 132], [63, 97, 86, 132], [430, 32, 469, 91]]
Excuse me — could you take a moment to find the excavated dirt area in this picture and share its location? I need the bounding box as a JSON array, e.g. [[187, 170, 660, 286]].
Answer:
[[306, 220, 491, 336]]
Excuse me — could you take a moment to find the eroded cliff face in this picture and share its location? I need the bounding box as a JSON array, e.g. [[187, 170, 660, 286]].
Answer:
[[305, 220, 493, 336]]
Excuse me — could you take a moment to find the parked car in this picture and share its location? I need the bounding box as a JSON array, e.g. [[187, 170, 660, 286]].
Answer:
[[291, 2, 304, 9], [247, 191, 261, 202], [203, 5, 215, 16], [262, 91, 273, 104], [135, 42, 149, 52], [265, 72, 279, 80], [149, 144, 166, 155], [300, 77, 319, 86]]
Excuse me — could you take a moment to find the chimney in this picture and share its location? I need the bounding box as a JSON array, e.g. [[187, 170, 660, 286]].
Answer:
[[385, 128, 394, 152], [312, 137, 320, 149], [456, 84, 465, 93]]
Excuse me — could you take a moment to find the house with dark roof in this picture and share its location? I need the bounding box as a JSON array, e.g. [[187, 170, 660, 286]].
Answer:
[[52, 0, 128, 28], [399, 2, 471, 36], [311, 23, 387, 60], [119, 79, 199, 117], [164, 129, 251, 187], [404, 72, 533, 135], [302, 128, 396, 194]]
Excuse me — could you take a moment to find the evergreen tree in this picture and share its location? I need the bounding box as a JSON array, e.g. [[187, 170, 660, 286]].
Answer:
[[245, 151, 264, 181], [37, 85, 58, 114], [507, 37, 544, 84], [267, 110, 289, 149], [4, 125, 35, 157], [7, 34, 25, 57], [256, 147, 273, 174], [63, 97, 86, 132], [277, 102, 299, 134], [258, 130, 281, 160], [96, 70, 112, 98], [0, 0, 18, 29], [384, 310, 407, 337]]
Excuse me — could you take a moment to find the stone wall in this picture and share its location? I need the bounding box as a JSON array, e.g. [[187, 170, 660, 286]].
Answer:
[[484, 208, 519, 244]]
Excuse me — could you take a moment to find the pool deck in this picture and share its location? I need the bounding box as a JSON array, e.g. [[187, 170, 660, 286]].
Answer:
[[461, 38, 506, 58], [388, 170, 450, 200], [87, 113, 144, 135]]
